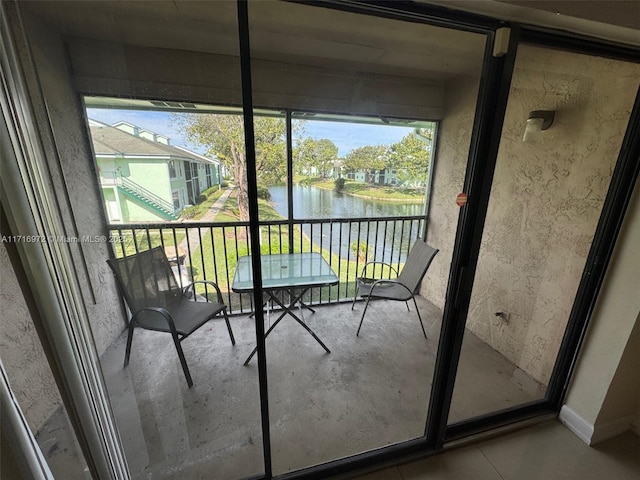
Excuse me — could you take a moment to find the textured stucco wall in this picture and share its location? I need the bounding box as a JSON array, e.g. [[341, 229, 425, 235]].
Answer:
[[0, 243, 62, 432], [421, 76, 481, 308], [18, 12, 125, 356], [464, 46, 640, 385], [422, 45, 640, 387]]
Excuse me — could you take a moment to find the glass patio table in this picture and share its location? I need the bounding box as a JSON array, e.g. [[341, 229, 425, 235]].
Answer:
[[232, 252, 339, 364]]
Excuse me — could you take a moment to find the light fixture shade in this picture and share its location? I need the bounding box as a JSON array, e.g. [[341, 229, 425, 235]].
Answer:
[[523, 117, 545, 142], [522, 110, 555, 142]]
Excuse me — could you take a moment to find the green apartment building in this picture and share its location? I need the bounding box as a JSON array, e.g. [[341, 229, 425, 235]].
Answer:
[[89, 120, 221, 223]]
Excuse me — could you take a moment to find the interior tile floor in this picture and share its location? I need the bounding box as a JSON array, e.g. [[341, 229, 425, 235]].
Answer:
[[347, 420, 640, 480]]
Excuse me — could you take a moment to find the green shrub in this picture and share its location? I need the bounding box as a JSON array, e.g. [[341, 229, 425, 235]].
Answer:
[[202, 186, 219, 197], [335, 178, 346, 192], [256, 185, 271, 200], [350, 240, 371, 262], [180, 205, 199, 219], [195, 194, 206, 204]]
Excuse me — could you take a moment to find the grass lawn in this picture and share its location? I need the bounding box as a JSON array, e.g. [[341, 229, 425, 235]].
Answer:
[[302, 178, 424, 203], [111, 228, 188, 257]]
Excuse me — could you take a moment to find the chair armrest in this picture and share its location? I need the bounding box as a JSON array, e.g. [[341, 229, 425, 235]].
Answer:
[[184, 280, 225, 304], [358, 261, 399, 279], [131, 307, 178, 334]]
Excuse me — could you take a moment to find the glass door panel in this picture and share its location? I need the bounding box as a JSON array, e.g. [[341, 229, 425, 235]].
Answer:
[[247, 1, 487, 473], [449, 44, 640, 423], [65, 1, 266, 478], [1, 243, 90, 478]]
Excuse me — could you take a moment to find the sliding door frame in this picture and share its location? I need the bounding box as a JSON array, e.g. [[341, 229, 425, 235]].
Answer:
[[4, 1, 639, 479], [442, 29, 640, 443]]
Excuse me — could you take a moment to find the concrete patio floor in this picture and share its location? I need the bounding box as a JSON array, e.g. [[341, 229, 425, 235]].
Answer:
[[79, 297, 545, 479]]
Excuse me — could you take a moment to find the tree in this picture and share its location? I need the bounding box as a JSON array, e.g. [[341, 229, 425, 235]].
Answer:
[[176, 114, 287, 221], [342, 145, 388, 183], [294, 138, 338, 177], [387, 130, 432, 186]]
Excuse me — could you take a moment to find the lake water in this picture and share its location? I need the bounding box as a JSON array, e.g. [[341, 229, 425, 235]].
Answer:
[[268, 185, 425, 263], [269, 184, 424, 219]]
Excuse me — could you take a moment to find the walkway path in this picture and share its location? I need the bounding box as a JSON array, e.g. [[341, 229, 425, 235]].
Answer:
[[178, 187, 233, 257]]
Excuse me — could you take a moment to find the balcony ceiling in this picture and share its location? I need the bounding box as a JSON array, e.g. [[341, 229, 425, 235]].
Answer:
[[22, 1, 485, 81], [23, 0, 638, 83]]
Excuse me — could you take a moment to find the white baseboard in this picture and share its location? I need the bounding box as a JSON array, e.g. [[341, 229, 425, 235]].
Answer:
[[560, 405, 637, 445], [559, 405, 594, 445]]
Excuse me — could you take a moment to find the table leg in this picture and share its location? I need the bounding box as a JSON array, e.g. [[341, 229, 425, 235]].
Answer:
[[243, 288, 330, 365], [243, 308, 289, 365], [268, 289, 330, 352]]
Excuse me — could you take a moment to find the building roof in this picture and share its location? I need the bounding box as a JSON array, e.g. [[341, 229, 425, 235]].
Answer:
[[89, 120, 218, 165], [110, 121, 171, 145]]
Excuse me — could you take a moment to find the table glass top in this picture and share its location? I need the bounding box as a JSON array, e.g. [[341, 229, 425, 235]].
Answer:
[[232, 252, 338, 291]]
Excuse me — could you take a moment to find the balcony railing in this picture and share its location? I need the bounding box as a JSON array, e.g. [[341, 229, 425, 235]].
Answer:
[[107, 215, 425, 315]]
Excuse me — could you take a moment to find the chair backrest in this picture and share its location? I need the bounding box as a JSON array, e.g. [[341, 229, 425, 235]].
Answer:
[[397, 240, 438, 294], [107, 247, 182, 313]]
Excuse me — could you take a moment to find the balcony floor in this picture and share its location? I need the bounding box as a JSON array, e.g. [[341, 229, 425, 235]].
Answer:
[[97, 297, 545, 479]]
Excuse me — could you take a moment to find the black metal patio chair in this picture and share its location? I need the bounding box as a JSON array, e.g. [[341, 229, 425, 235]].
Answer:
[[352, 240, 438, 338], [107, 246, 235, 387]]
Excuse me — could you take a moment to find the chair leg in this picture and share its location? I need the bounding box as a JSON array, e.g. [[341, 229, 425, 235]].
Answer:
[[123, 323, 135, 368], [405, 301, 410, 312], [356, 295, 373, 336], [223, 309, 235, 345], [351, 291, 358, 310], [412, 296, 427, 339], [172, 334, 193, 388]]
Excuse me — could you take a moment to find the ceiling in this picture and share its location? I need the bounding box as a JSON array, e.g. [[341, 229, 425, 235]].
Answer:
[[425, 0, 640, 45], [498, 0, 640, 31], [21, 1, 486, 81], [19, 1, 637, 92]]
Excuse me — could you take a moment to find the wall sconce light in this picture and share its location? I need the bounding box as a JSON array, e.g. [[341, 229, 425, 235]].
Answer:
[[523, 110, 555, 142]]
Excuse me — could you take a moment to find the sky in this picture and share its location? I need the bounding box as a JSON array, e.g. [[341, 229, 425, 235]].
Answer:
[[86, 108, 415, 157]]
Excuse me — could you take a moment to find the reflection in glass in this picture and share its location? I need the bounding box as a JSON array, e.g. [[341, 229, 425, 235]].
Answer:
[[1, 243, 90, 478]]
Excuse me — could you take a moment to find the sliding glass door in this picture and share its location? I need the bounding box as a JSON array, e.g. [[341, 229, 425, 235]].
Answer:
[[246, 1, 487, 473], [447, 43, 640, 426], [7, 1, 640, 478]]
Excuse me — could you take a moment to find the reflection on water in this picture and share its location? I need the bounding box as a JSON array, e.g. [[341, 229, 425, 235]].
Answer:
[[268, 185, 425, 263]]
